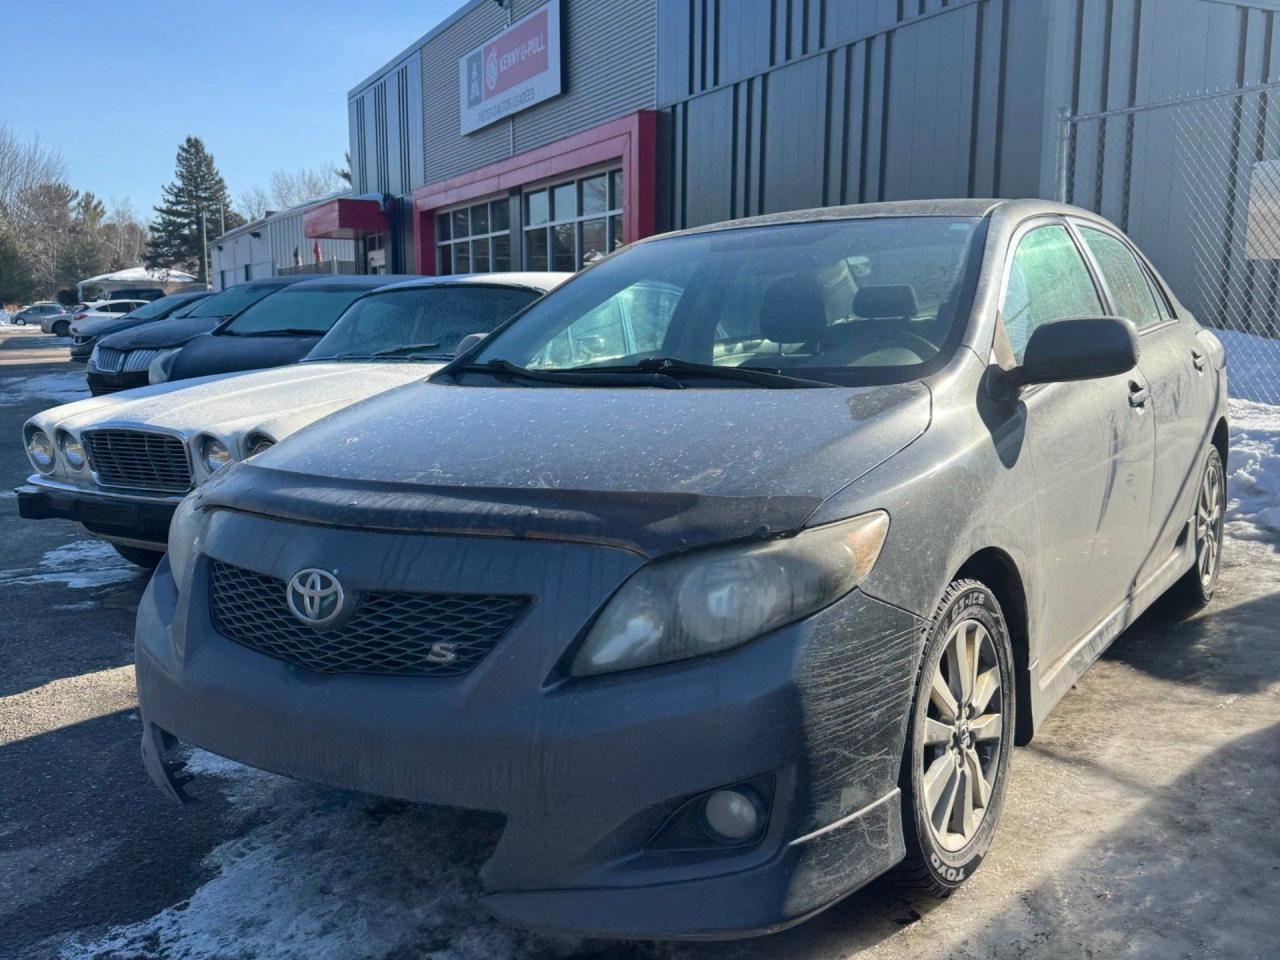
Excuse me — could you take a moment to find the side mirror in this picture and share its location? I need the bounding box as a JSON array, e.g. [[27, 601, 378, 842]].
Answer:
[[454, 332, 488, 356], [1002, 316, 1138, 392]]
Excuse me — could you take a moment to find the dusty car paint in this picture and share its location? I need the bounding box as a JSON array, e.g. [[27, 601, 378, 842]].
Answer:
[[135, 199, 1229, 939]]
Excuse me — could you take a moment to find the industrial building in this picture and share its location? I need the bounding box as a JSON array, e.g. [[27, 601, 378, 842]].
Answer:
[[307, 0, 1280, 301], [212, 195, 357, 290]]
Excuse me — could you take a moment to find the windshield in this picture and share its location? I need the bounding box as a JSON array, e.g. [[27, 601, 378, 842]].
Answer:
[[120, 298, 173, 320], [470, 217, 983, 386], [185, 282, 288, 319], [307, 285, 542, 360], [221, 287, 371, 336]]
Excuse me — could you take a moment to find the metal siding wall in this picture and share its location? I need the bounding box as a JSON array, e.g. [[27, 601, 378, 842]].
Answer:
[[266, 210, 353, 271], [661, 0, 1051, 230], [350, 51, 428, 198], [1054, 0, 1280, 309], [511, 0, 656, 154], [420, 0, 657, 184], [421, 2, 517, 184]]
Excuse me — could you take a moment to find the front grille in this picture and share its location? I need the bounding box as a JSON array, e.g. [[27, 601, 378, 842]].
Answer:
[[123, 348, 161, 372], [83, 430, 192, 492], [209, 561, 529, 677], [92, 348, 159, 374], [93, 347, 124, 372]]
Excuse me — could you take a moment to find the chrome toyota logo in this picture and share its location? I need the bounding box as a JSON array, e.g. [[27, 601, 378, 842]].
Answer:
[[286, 568, 344, 627]]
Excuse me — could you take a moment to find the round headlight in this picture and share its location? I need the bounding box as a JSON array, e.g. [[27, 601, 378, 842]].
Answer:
[[26, 429, 55, 472], [57, 430, 85, 469], [245, 434, 275, 458], [200, 437, 231, 473]]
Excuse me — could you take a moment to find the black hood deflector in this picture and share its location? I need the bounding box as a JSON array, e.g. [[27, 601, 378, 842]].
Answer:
[[194, 465, 822, 559]]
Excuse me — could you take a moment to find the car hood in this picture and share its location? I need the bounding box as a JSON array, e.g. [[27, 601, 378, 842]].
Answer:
[[73, 314, 153, 338], [167, 331, 321, 382], [42, 362, 437, 439], [97, 315, 222, 351], [198, 380, 932, 557]]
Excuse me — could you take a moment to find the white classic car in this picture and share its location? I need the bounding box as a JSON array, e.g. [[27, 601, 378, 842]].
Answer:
[[17, 273, 568, 565]]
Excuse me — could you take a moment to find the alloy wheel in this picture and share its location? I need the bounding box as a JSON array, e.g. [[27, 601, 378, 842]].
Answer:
[[921, 618, 1003, 853], [1196, 457, 1224, 588]]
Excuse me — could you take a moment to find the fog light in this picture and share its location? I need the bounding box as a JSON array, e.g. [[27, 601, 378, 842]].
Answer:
[[703, 789, 760, 841]]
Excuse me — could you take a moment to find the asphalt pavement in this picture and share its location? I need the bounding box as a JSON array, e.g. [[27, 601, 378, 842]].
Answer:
[[0, 325, 1276, 960]]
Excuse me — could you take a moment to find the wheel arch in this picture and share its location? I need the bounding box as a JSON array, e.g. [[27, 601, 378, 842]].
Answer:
[[1212, 416, 1229, 470], [953, 547, 1035, 746]]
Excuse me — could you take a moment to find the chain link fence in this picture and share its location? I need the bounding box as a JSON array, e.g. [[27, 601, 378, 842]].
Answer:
[[1059, 81, 1280, 405]]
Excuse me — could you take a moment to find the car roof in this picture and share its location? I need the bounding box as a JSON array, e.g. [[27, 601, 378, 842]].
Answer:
[[371, 271, 572, 294], [282, 274, 422, 290], [649, 198, 1105, 241]]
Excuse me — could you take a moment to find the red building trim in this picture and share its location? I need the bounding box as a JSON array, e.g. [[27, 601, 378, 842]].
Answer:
[[411, 110, 658, 275], [303, 198, 388, 240]]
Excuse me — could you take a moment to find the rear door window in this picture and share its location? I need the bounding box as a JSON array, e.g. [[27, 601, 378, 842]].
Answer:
[[1078, 227, 1163, 330]]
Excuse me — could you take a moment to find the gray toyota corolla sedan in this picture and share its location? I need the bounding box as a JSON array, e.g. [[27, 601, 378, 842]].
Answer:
[[137, 199, 1228, 939]]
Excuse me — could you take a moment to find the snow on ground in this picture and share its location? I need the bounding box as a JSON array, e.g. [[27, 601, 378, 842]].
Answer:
[[0, 369, 87, 406], [1226, 398, 1280, 544], [58, 751, 595, 960], [0, 539, 140, 589]]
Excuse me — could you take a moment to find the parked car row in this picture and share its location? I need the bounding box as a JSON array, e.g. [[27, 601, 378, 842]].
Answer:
[[11, 200, 1229, 940]]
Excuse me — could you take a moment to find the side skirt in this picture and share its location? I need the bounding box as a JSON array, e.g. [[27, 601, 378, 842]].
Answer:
[[1029, 523, 1196, 731]]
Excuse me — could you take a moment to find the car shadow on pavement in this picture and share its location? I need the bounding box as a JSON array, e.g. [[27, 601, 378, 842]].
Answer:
[[0, 709, 239, 960], [1104, 545, 1280, 695]]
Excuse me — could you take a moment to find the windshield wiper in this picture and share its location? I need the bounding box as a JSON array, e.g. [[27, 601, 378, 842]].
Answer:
[[599, 357, 836, 388], [449, 358, 684, 389], [224, 327, 322, 337], [371, 341, 442, 357]]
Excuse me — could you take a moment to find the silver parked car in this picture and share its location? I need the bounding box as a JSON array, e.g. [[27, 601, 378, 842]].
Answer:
[[137, 200, 1227, 939]]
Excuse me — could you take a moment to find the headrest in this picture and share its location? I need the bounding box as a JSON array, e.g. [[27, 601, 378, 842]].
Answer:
[[759, 275, 828, 345], [853, 284, 920, 319]]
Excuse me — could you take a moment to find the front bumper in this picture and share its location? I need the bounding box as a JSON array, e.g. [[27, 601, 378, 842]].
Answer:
[[86, 369, 149, 395], [17, 475, 181, 549], [136, 513, 924, 939]]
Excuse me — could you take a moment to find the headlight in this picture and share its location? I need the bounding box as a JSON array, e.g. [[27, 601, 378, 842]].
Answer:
[[88, 344, 101, 369], [571, 511, 890, 677], [57, 430, 85, 469], [167, 495, 204, 583], [199, 436, 232, 473], [25, 428, 55, 472], [245, 433, 275, 458], [148, 347, 182, 384]]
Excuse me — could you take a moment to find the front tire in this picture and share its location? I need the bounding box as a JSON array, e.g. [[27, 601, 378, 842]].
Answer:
[[112, 543, 164, 569], [896, 579, 1015, 896]]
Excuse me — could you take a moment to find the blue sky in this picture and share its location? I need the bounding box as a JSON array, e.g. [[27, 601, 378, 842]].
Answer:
[[0, 0, 461, 219]]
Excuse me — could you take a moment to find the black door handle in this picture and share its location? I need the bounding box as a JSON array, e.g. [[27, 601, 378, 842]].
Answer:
[[1128, 382, 1150, 407], [1191, 350, 1207, 371]]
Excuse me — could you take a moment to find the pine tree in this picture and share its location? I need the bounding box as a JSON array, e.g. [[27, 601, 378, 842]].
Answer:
[[146, 136, 244, 282]]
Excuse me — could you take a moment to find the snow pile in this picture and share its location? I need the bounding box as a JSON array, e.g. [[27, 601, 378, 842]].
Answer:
[[0, 540, 139, 589], [0, 370, 88, 406], [1226, 398, 1280, 544], [59, 752, 588, 960]]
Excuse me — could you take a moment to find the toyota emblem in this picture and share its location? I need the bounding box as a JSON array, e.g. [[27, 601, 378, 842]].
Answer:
[[286, 568, 345, 627]]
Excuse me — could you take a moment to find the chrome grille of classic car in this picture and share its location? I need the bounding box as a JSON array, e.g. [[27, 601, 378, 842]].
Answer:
[[209, 561, 530, 677], [82, 430, 192, 492]]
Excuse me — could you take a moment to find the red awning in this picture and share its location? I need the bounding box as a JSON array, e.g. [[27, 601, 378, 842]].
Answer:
[[303, 198, 388, 239]]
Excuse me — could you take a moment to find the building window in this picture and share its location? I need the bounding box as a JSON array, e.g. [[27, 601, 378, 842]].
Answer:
[[523, 168, 623, 272], [437, 198, 512, 275], [243, 264, 252, 281]]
